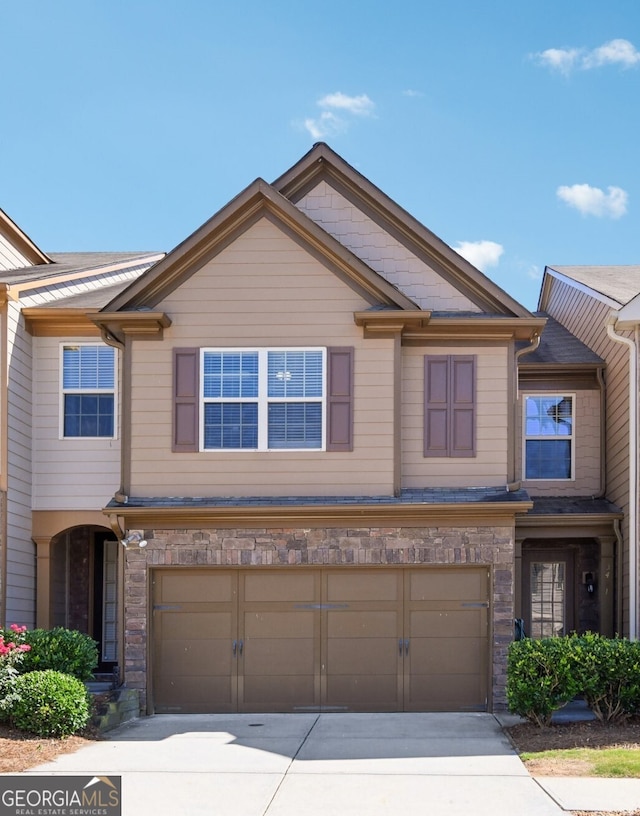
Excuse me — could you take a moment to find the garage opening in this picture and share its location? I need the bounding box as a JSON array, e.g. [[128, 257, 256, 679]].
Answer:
[[151, 566, 489, 713]]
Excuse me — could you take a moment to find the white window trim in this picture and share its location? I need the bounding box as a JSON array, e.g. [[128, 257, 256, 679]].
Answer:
[[199, 347, 327, 452], [59, 342, 118, 440], [523, 392, 575, 481]]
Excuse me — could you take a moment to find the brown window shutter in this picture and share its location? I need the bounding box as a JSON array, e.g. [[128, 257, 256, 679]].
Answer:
[[424, 355, 476, 457], [327, 347, 354, 452], [450, 355, 476, 457], [424, 356, 450, 456], [173, 348, 199, 452]]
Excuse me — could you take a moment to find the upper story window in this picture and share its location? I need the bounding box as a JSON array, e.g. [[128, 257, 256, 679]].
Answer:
[[524, 395, 573, 479], [61, 344, 116, 438], [201, 348, 325, 450]]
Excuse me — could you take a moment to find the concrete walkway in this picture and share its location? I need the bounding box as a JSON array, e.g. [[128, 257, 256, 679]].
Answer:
[[14, 712, 640, 815]]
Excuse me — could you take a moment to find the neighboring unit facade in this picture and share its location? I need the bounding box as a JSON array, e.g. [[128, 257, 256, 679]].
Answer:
[[539, 265, 640, 641], [0, 146, 627, 715]]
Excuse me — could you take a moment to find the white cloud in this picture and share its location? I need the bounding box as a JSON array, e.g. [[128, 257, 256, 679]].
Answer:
[[318, 92, 375, 116], [402, 89, 423, 97], [536, 47, 581, 75], [535, 38, 640, 73], [584, 38, 640, 69], [454, 240, 504, 271], [303, 92, 375, 139], [556, 183, 628, 219], [527, 265, 543, 281]]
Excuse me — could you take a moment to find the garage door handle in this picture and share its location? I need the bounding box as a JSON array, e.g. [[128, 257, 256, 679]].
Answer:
[[399, 639, 403, 656], [238, 640, 244, 656], [404, 639, 410, 656], [232, 640, 237, 657]]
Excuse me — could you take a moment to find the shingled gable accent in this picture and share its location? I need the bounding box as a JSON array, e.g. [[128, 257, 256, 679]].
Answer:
[[274, 143, 533, 319], [101, 178, 418, 314]]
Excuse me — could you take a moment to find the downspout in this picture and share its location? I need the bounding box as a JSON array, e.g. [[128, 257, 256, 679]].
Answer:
[[99, 327, 128, 503], [606, 315, 638, 640], [508, 331, 542, 491]]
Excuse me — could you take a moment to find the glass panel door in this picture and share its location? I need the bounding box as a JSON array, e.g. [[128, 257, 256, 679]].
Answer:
[[523, 549, 574, 638]]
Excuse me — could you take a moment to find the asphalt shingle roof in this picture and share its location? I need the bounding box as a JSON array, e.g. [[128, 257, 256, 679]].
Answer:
[[518, 314, 604, 366], [549, 265, 640, 307]]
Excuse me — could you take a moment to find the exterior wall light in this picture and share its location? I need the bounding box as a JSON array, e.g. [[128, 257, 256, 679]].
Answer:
[[121, 531, 148, 548]]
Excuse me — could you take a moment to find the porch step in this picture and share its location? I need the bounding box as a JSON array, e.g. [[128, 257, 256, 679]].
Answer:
[[89, 686, 140, 732]]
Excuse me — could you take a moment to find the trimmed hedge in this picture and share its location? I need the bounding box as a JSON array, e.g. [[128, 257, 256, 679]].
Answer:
[[507, 633, 640, 726], [19, 627, 98, 682], [9, 670, 91, 737]]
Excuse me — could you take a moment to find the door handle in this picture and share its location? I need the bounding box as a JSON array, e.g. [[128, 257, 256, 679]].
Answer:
[[399, 638, 403, 657], [404, 639, 410, 656], [232, 640, 237, 657], [238, 640, 244, 656]]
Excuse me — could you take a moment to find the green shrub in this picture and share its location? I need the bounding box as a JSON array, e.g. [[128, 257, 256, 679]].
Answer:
[[21, 627, 98, 682], [9, 670, 90, 737], [507, 637, 580, 727], [571, 633, 640, 723]]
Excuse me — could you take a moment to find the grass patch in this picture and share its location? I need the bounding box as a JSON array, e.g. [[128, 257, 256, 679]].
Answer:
[[521, 746, 640, 777]]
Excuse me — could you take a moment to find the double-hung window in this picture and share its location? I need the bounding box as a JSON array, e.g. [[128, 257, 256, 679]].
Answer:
[[61, 344, 116, 438], [524, 395, 573, 479], [201, 348, 325, 450]]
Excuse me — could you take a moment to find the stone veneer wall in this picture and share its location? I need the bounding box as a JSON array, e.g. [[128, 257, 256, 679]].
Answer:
[[123, 524, 515, 712]]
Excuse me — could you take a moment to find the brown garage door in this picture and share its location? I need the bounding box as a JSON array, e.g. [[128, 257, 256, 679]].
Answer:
[[152, 566, 489, 713]]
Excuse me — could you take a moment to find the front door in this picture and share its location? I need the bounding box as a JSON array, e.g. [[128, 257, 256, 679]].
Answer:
[[522, 549, 575, 638]]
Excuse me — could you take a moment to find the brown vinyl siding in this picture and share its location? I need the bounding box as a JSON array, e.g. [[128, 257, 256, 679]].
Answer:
[[128, 217, 397, 498]]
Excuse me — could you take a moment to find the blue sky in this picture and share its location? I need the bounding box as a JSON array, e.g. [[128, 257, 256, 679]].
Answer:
[[2, 1, 639, 310]]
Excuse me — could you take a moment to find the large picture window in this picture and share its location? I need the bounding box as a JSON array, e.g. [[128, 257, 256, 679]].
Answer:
[[201, 348, 325, 450], [61, 344, 116, 438], [524, 395, 573, 479]]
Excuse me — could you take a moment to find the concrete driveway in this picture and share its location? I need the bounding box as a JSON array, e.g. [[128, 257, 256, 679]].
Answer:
[[25, 712, 564, 816]]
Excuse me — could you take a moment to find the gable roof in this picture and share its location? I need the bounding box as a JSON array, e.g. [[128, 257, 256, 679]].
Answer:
[[0, 208, 51, 270], [273, 143, 532, 318], [103, 177, 419, 313], [544, 265, 640, 308]]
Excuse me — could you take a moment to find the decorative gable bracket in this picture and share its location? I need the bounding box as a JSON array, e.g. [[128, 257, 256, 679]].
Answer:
[[354, 311, 546, 342], [88, 310, 172, 343]]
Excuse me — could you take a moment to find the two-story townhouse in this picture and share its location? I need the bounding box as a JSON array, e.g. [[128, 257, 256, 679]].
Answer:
[[0, 207, 163, 643], [7, 144, 625, 716], [539, 265, 640, 641]]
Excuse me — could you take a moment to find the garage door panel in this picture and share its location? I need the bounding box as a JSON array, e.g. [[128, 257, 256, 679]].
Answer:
[[154, 676, 233, 713], [409, 637, 483, 674], [410, 569, 488, 601], [327, 610, 398, 637], [410, 609, 487, 637], [243, 675, 316, 708], [158, 572, 234, 603], [244, 571, 316, 602], [408, 674, 485, 711], [161, 611, 233, 640], [244, 610, 315, 638], [326, 675, 399, 710], [327, 571, 399, 601], [244, 639, 315, 675], [327, 637, 398, 675], [159, 638, 232, 675]]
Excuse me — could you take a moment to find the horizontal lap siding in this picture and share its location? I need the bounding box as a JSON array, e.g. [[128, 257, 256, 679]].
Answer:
[[6, 302, 35, 626], [519, 390, 601, 495], [402, 345, 509, 487], [129, 218, 396, 498], [31, 336, 121, 510]]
